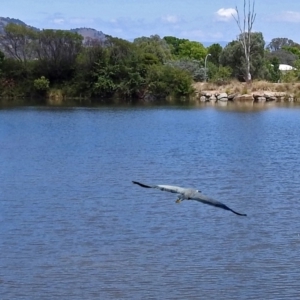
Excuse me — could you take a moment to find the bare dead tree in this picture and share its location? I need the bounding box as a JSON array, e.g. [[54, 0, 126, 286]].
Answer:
[[233, 0, 256, 83]]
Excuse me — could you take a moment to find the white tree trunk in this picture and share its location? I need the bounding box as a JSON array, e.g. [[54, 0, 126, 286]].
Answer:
[[233, 0, 256, 84]]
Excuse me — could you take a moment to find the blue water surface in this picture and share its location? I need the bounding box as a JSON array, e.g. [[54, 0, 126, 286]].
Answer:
[[1, 104, 300, 299]]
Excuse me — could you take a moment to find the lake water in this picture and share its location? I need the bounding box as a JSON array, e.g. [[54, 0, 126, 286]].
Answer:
[[1, 103, 300, 299]]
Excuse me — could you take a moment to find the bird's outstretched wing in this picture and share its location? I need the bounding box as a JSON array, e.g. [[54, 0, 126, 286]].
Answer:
[[190, 192, 247, 216], [132, 181, 186, 194]]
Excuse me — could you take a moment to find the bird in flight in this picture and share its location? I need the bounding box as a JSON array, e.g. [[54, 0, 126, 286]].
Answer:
[[132, 181, 247, 216]]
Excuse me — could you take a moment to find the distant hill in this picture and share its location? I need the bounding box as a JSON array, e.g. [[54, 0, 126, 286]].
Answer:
[[0, 16, 29, 33], [0, 16, 107, 44], [70, 27, 107, 44], [0, 16, 39, 33], [0, 16, 229, 47]]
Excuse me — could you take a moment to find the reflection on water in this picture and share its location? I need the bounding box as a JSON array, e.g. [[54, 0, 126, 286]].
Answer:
[[1, 104, 300, 299]]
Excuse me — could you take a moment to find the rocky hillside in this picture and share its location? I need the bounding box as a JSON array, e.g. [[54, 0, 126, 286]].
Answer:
[[71, 27, 107, 43]]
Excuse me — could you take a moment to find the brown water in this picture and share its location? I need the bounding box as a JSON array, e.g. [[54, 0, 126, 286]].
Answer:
[[1, 105, 300, 299]]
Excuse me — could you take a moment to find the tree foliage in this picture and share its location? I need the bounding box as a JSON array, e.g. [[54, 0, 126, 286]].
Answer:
[[33, 76, 50, 91], [163, 36, 188, 57], [177, 40, 207, 61], [265, 49, 297, 66], [146, 64, 193, 98], [165, 59, 205, 82], [282, 45, 300, 60], [133, 35, 172, 63], [220, 32, 265, 81], [0, 23, 37, 64], [34, 29, 83, 81], [265, 57, 281, 82], [2, 20, 300, 102], [206, 43, 222, 66], [164, 36, 207, 61], [267, 38, 297, 52]]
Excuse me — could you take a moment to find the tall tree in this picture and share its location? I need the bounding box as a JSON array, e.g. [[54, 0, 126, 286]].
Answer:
[[267, 38, 297, 52], [133, 35, 172, 63], [177, 40, 207, 61], [163, 36, 189, 57], [0, 23, 37, 65], [220, 32, 265, 81], [233, 0, 256, 83], [207, 43, 223, 66], [34, 29, 83, 81]]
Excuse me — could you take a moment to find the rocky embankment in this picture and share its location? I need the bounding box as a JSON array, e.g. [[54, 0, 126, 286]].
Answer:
[[195, 91, 296, 103]]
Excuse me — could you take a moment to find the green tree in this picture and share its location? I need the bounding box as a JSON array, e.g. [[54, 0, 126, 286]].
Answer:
[[265, 49, 297, 66], [33, 76, 50, 94], [220, 32, 265, 81], [71, 42, 111, 97], [34, 29, 83, 81], [89, 37, 148, 99], [133, 35, 172, 63], [282, 45, 300, 60], [165, 59, 205, 81], [146, 64, 193, 98], [163, 36, 188, 57], [0, 23, 37, 65], [211, 66, 233, 84], [266, 57, 281, 82], [206, 43, 222, 66], [177, 40, 207, 61], [267, 38, 297, 52]]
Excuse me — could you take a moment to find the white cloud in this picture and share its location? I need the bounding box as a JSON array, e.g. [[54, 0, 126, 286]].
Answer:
[[161, 15, 181, 24], [215, 8, 237, 21], [276, 11, 300, 23], [52, 18, 65, 24]]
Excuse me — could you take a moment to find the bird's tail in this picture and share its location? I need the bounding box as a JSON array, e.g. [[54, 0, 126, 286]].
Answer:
[[132, 181, 152, 188]]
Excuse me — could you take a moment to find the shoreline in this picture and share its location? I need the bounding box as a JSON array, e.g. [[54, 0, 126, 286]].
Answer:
[[192, 81, 300, 103], [1, 80, 300, 106]]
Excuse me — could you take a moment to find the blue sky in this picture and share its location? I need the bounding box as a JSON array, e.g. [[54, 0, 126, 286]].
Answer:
[[2, 0, 300, 44]]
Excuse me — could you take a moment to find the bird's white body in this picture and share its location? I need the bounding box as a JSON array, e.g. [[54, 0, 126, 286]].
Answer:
[[155, 185, 198, 195]]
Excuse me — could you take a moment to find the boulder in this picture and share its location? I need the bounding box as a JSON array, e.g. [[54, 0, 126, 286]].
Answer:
[[253, 92, 265, 98], [267, 96, 277, 102], [217, 93, 228, 101], [255, 96, 266, 103], [233, 94, 254, 102], [228, 93, 238, 101], [209, 95, 217, 102]]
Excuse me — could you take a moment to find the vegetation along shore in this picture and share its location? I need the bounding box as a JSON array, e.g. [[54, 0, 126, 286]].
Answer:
[[1, 2, 300, 105]]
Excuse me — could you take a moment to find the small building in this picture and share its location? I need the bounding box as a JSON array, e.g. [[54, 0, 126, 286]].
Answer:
[[279, 64, 296, 71]]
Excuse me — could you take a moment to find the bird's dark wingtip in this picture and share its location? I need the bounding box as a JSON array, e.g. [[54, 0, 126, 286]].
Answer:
[[132, 181, 152, 188], [231, 209, 247, 216]]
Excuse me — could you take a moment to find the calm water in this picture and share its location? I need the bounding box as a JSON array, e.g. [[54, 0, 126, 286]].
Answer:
[[1, 103, 300, 299]]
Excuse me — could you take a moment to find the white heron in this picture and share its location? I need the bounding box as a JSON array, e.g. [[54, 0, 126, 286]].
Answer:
[[132, 181, 247, 216]]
